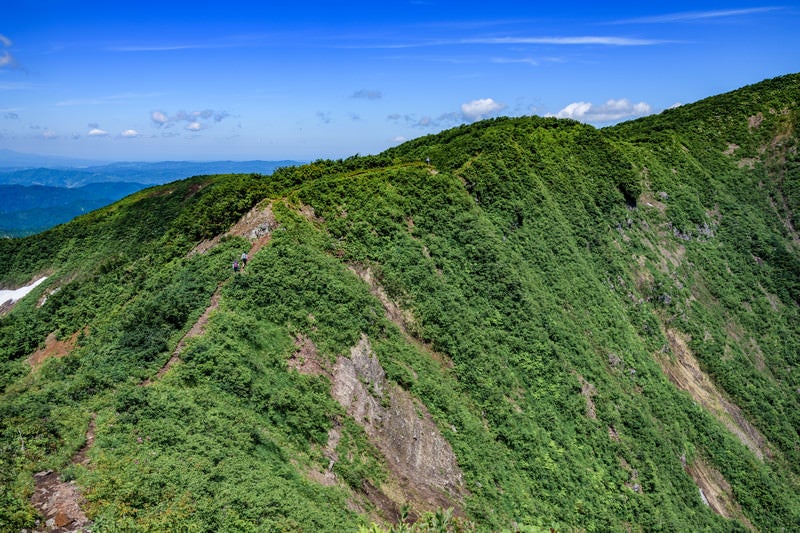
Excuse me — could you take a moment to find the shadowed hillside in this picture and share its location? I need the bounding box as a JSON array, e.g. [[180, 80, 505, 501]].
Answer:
[[1, 74, 798, 532]]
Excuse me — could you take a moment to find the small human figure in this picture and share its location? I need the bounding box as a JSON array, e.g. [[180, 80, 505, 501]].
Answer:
[[241, 251, 248, 267], [233, 260, 240, 273]]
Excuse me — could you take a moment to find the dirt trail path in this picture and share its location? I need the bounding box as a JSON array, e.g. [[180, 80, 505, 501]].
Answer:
[[145, 203, 277, 385], [30, 416, 95, 532], [141, 285, 223, 386], [29, 204, 279, 528]]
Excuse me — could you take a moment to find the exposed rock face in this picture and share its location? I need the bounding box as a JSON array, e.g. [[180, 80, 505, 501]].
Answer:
[[293, 333, 466, 514], [658, 328, 771, 460], [188, 202, 277, 256], [332, 335, 465, 508], [684, 458, 755, 531]]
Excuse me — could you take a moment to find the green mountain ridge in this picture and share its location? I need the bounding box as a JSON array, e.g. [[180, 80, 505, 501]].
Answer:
[[0, 73, 798, 532]]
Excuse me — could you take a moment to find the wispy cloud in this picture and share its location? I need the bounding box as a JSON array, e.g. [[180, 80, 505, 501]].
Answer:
[[348, 35, 666, 49], [462, 36, 664, 46], [351, 89, 383, 100], [151, 108, 230, 129], [387, 97, 506, 129], [112, 43, 216, 52], [57, 92, 161, 106], [387, 112, 460, 129], [613, 7, 780, 24], [0, 82, 37, 90], [109, 33, 273, 52], [0, 34, 16, 69], [491, 56, 565, 67], [553, 99, 652, 123], [120, 129, 140, 138]]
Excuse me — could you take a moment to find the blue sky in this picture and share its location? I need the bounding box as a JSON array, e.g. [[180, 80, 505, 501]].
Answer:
[[2, 1, 798, 162]]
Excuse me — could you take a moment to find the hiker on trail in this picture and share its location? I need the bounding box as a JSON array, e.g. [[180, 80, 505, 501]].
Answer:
[[241, 251, 248, 267], [233, 260, 240, 273]]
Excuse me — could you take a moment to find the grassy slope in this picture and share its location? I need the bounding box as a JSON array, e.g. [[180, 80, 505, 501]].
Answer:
[[0, 74, 799, 531]]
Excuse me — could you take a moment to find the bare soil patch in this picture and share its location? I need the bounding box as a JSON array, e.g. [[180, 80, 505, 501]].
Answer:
[[575, 373, 597, 419], [685, 458, 755, 531], [28, 329, 86, 370], [657, 329, 772, 460], [349, 264, 453, 369]]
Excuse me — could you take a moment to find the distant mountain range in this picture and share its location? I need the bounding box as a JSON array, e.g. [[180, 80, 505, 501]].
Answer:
[[0, 152, 302, 236], [0, 182, 146, 237], [0, 152, 302, 187]]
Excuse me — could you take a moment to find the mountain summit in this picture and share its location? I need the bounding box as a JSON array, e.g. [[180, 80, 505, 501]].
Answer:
[[1, 74, 798, 532]]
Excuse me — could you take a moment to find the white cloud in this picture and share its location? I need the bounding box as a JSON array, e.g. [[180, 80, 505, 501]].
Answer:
[[121, 129, 140, 137], [556, 101, 592, 119], [151, 110, 169, 125], [42, 130, 57, 139], [0, 35, 16, 69], [185, 122, 203, 131], [88, 128, 109, 136], [554, 99, 652, 123], [461, 98, 506, 122]]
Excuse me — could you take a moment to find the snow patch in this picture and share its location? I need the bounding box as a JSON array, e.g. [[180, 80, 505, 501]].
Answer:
[[0, 276, 48, 306]]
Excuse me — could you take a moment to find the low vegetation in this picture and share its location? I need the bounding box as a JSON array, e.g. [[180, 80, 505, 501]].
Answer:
[[1, 73, 798, 531]]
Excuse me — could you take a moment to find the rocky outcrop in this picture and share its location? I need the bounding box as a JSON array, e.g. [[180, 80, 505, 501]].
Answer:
[[292, 333, 466, 515]]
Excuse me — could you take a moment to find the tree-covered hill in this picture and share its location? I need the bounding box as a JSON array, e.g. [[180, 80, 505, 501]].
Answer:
[[1, 73, 798, 532]]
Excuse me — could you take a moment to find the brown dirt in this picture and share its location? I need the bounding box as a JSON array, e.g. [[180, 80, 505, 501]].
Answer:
[[288, 333, 330, 376], [30, 415, 96, 532], [28, 328, 86, 370], [723, 143, 739, 156], [30, 471, 91, 532], [575, 373, 597, 419], [348, 264, 453, 370], [748, 113, 764, 129], [685, 458, 755, 531], [657, 328, 772, 460]]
